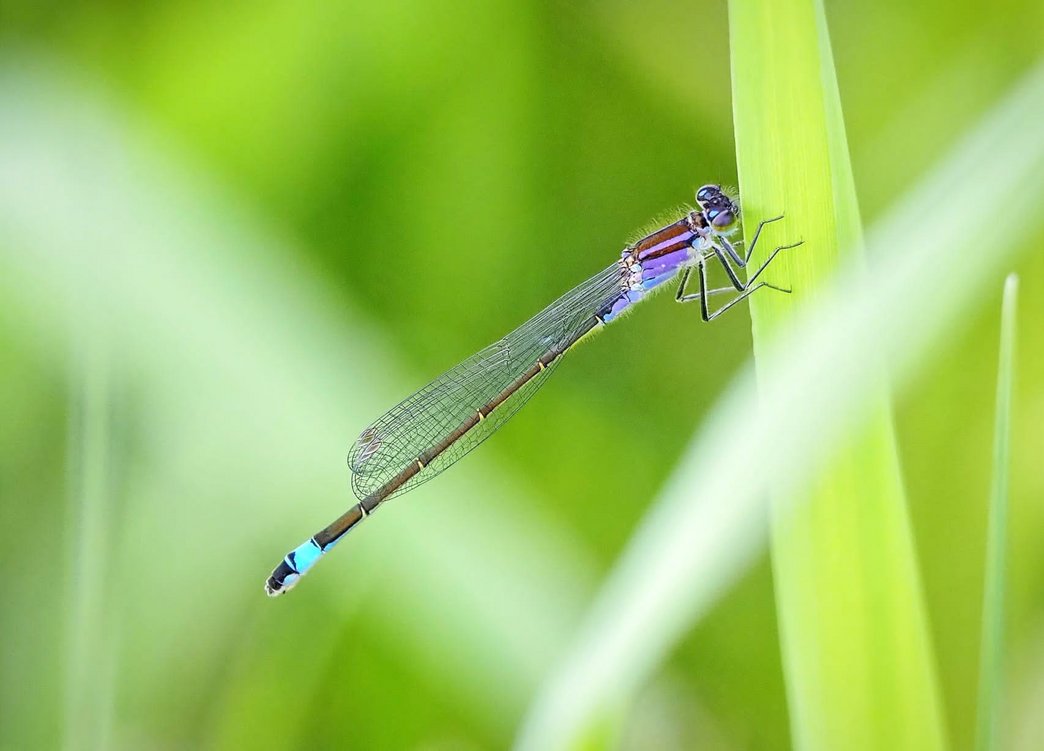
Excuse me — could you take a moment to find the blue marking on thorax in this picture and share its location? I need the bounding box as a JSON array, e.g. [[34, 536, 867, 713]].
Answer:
[[287, 538, 324, 574], [640, 273, 674, 290]]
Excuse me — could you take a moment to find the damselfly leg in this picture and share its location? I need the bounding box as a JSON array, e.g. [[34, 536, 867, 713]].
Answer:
[[718, 214, 786, 268], [684, 259, 785, 322], [675, 213, 802, 321], [674, 279, 736, 304]]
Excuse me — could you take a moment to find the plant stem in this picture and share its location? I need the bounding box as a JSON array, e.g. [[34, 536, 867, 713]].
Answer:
[[730, 1, 948, 748], [974, 274, 1018, 751]]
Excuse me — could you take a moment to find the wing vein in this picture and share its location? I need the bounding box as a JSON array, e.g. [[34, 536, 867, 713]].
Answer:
[[346, 261, 627, 501]]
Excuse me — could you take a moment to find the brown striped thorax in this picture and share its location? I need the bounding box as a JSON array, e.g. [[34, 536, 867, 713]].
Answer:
[[611, 185, 741, 320], [626, 184, 740, 265]]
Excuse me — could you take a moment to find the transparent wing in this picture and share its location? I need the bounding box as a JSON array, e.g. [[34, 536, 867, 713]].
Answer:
[[347, 261, 627, 501]]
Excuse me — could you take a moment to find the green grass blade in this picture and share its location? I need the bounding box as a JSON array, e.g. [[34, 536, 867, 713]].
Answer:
[[64, 327, 119, 751], [515, 57, 1044, 751], [730, 1, 946, 749], [975, 274, 1018, 751]]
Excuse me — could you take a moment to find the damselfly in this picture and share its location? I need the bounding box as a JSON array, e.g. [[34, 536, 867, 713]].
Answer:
[[265, 185, 801, 596]]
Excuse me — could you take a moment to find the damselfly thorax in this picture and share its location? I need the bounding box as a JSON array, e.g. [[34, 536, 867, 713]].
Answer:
[[615, 210, 736, 321]]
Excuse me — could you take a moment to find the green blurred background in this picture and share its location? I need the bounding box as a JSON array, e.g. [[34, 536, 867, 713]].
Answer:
[[1, 0, 1042, 749]]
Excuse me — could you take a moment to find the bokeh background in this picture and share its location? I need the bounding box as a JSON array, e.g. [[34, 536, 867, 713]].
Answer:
[[1, 1, 1042, 749]]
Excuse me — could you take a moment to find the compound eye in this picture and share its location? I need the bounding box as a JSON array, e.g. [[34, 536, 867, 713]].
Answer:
[[696, 184, 718, 203], [711, 210, 735, 229]]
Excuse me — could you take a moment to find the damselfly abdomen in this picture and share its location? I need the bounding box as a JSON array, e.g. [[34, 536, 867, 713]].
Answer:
[[265, 185, 801, 595]]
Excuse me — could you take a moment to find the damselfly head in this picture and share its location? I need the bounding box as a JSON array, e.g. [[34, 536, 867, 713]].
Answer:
[[695, 184, 740, 233]]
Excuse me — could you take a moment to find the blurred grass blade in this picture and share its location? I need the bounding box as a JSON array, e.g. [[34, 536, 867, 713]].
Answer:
[[731, 1, 946, 748], [975, 274, 1018, 751], [515, 57, 1044, 751], [64, 325, 119, 751]]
